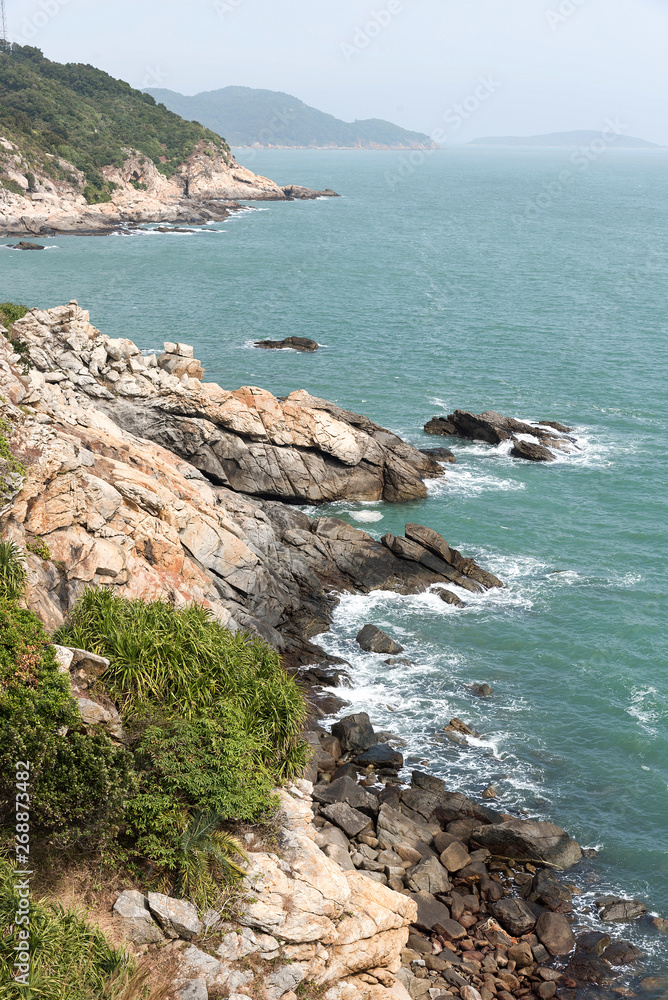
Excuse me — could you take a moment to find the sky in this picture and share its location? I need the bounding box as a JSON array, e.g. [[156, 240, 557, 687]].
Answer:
[[6, 0, 668, 145]]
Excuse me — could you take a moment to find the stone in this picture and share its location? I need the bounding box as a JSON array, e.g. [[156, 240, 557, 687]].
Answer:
[[320, 801, 373, 838], [377, 803, 437, 847], [564, 953, 618, 986], [409, 891, 453, 934], [439, 842, 471, 872], [147, 892, 203, 940], [332, 713, 376, 753], [353, 744, 404, 770], [179, 945, 221, 982], [471, 819, 582, 870], [596, 897, 647, 922], [603, 940, 643, 965], [537, 982, 557, 999], [356, 624, 405, 654], [323, 844, 356, 871], [178, 982, 208, 1000], [76, 697, 124, 740], [471, 683, 493, 697], [312, 776, 380, 815], [507, 942, 533, 968], [524, 869, 573, 912], [405, 857, 451, 895], [11, 241, 45, 250], [255, 336, 319, 352], [436, 588, 465, 607], [315, 824, 351, 851], [492, 898, 537, 936], [265, 965, 307, 1000], [510, 440, 555, 462], [535, 912, 576, 956], [112, 889, 164, 945], [420, 447, 456, 462]]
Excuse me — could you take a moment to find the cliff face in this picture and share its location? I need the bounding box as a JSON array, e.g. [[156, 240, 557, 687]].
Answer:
[[0, 302, 500, 661]]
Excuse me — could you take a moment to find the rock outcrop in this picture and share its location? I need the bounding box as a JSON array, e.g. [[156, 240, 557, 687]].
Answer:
[[424, 410, 579, 461], [255, 336, 320, 352], [0, 139, 337, 236], [0, 302, 500, 661]]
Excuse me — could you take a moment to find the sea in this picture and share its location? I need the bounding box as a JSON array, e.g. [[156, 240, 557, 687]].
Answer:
[[2, 146, 667, 978]]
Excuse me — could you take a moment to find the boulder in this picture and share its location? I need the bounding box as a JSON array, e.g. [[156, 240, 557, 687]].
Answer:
[[423, 417, 457, 437], [376, 803, 436, 847], [535, 911, 576, 956], [178, 982, 208, 1000], [10, 241, 45, 250], [255, 336, 319, 352], [603, 940, 643, 965], [492, 898, 537, 936], [564, 953, 618, 986], [265, 965, 307, 1000], [147, 892, 203, 940], [356, 624, 404, 655], [439, 841, 471, 872], [408, 891, 453, 934], [436, 588, 465, 607], [420, 447, 456, 462], [353, 744, 404, 770], [112, 889, 164, 945], [312, 776, 380, 815], [405, 857, 451, 894], [320, 801, 373, 838], [596, 897, 647, 922], [524, 869, 573, 912], [471, 818, 582, 869], [510, 440, 555, 462], [331, 713, 376, 753]]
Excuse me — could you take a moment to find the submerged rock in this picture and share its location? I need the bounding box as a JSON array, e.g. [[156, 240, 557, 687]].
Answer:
[[596, 896, 648, 922], [424, 408, 576, 461], [356, 624, 404, 654]]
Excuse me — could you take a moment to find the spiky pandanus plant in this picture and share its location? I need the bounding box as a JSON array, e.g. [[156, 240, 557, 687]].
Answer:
[[153, 812, 248, 909], [0, 538, 26, 600]]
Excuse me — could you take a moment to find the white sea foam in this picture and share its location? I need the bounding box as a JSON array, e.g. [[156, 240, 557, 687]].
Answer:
[[349, 511, 384, 523], [426, 467, 525, 497]]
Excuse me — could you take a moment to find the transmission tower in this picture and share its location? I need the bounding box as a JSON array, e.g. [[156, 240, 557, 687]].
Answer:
[[0, 0, 8, 51]]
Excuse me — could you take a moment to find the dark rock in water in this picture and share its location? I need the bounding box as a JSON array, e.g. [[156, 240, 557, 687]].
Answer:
[[282, 185, 339, 200], [353, 743, 404, 770], [511, 439, 555, 462], [596, 897, 647, 923], [535, 911, 576, 956], [320, 801, 373, 837], [384, 656, 414, 665], [492, 898, 538, 936], [603, 940, 643, 965], [411, 770, 446, 795], [331, 762, 362, 782], [471, 818, 583, 869], [255, 336, 320, 352], [524, 869, 573, 913], [575, 931, 612, 956], [541, 419, 573, 433], [300, 662, 352, 687], [436, 588, 465, 607], [420, 447, 456, 463], [331, 712, 376, 753], [11, 241, 45, 250], [356, 624, 404, 654], [564, 953, 618, 986], [312, 775, 380, 815], [424, 416, 457, 437], [471, 683, 493, 697]]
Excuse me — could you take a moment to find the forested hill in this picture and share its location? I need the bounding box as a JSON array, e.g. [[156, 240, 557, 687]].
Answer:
[[0, 45, 230, 202], [145, 85, 437, 149]]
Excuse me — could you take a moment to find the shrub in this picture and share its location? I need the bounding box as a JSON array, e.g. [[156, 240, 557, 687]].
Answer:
[[0, 597, 136, 844], [0, 416, 26, 500], [26, 536, 51, 561], [0, 176, 26, 196], [56, 589, 308, 776], [0, 302, 29, 328], [0, 855, 138, 999], [0, 539, 26, 599]]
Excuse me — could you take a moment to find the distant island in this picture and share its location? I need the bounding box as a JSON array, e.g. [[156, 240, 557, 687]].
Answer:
[[144, 85, 437, 149], [469, 130, 661, 148]]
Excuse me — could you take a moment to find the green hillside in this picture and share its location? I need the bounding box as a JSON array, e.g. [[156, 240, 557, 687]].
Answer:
[[470, 130, 660, 148], [0, 45, 230, 202], [145, 85, 436, 149]]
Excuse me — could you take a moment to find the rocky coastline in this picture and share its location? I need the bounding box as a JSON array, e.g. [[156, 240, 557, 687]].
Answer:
[[0, 304, 665, 999], [0, 138, 337, 237]]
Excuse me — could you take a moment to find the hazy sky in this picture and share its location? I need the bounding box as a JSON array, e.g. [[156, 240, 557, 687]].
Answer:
[[7, 0, 668, 144]]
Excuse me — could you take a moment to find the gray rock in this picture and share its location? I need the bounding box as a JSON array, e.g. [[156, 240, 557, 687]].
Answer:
[[312, 775, 379, 815], [255, 336, 319, 352], [376, 802, 437, 847], [603, 940, 643, 965], [408, 891, 454, 933], [439, 841, 471, 872], [472, 818, 582, 870], [320, 801, 373, 838], [596, 897, 647, 923], [524, 869, 573, 912], [178, 982, 208, 1000], [535, 911, 576, 956], [315, 823, 351, 851], [265, 964, 307, 1000], [405, 856, 451, 894], [112, 889, 164, 945], [492, 898, 538, 936], [511, 439, 555, 462], [356, 624, 404, 654], [147, 892, 203, 940], [331, 712, 376, 753], [179, 945, 221, 983], [353, 744, 404, 770], [323, 843, 356, 871]]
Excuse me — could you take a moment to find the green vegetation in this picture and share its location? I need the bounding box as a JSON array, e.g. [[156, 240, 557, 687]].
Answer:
[[0, 539, 26, 600], [0, 857, 164, 1000], [0, 45, 231, 202], [0, 176, 26, 196], [146, 85, 437, 149], [0, 302, 29, 328], [0, 415, 26, 500], [26, 537, 51, 561]]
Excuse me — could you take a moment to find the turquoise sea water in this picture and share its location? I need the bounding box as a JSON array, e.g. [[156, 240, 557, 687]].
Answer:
[[2, 148, 667, 974]]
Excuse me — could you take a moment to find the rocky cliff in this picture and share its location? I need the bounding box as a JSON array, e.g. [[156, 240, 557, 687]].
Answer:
[[0, 301, 500, 663]]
